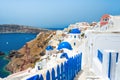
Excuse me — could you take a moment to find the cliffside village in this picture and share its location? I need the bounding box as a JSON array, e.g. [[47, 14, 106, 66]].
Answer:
[[1, 14, 120, 80]]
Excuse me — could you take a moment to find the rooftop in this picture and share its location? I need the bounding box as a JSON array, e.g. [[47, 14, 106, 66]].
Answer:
[[57, 41, 72, 50], [69, 28, 81, 34]]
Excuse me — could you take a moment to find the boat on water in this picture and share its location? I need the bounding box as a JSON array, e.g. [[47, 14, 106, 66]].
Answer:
[[6, 42, 8, 44]]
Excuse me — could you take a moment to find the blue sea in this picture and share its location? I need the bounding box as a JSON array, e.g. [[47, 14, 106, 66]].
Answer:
[[46, 28, 64, 30], [0, 33, 37, 78]]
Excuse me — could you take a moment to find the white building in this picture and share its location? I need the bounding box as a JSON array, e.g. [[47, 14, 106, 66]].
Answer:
[[85, 30, 120, 80], [64, 28, 82, 49]]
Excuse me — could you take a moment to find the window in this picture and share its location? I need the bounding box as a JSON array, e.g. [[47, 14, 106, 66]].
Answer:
[[116, 53, 119, 63], [97, 50, 103, 63], [74, 35, 76, 38], [74, 42, 76, 46], [103, 18, 109, 22]]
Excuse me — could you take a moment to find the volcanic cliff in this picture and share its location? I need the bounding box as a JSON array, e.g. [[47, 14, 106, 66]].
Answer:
[[6, 31, 56, 73]]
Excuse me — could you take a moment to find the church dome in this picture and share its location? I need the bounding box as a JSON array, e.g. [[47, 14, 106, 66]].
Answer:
[[60, 53, 69, 59], [69, 28, 81, 34], [57, 41, 72, 50], [46, 45, 53, 51]]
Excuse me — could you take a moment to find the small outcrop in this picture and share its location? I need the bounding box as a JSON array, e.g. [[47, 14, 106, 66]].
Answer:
[[0, 51, 5, 56]]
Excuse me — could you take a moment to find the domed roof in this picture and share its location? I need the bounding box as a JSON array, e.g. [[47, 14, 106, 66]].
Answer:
[[46, 45, 53, 51], [100, 14, 110, 26], [69, 28, 81, 34], [101, 14, 110, 19], [57, 41, 72, 50], [60, 53, 69, 59]]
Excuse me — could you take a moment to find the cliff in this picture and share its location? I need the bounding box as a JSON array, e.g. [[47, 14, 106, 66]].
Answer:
[[0, 24, 48, 33], [6, 31, 56, 73]]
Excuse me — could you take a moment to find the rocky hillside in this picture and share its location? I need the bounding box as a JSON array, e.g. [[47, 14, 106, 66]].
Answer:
[[0, 24, 48, 33], [6, 31, 56, 73]]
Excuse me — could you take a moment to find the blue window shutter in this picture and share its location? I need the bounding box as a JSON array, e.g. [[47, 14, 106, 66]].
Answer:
[[116, 53, 119, 63], [97, 50, 103, 63], [108, 53, 111, 79]]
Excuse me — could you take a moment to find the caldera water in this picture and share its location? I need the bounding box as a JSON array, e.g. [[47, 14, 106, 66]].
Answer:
[[0, 33, 37, 78]]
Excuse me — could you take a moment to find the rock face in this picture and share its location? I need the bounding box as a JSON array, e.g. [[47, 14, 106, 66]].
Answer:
[[0, 51, 5, 56], [7, 50, 24, 59], [0, 24, 48, 33], [6, 31, 55, 73]]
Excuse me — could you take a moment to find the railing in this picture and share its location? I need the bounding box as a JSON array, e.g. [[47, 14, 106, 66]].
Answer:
[[26, 53, 82, 80]]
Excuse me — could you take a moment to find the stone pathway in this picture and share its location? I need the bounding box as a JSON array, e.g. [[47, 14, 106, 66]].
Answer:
[[74, 66, 105, 80]]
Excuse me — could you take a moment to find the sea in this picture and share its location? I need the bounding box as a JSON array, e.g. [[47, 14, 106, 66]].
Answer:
[[0, 33, 37, 78], [46, 28, 64, 30]]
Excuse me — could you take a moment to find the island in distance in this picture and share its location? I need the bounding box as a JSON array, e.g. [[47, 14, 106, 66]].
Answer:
[[0, 24, 49, 33]]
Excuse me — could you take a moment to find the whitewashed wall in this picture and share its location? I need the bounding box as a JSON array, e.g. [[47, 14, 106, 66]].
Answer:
[[85, 31, 120, 80], [115, 55, 120, 80], [64, 34, 81, 50]]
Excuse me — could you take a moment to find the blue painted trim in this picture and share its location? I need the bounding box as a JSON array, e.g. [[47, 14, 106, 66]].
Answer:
[[108, 53, 111, 79], [27, 75, 39, 80], [116, 53, 119, 63], [97, 50, 103, 63], [26, 53, 82, 80]]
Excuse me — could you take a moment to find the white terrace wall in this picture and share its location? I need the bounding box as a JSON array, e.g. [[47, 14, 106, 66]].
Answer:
[[115, 56, 120, 80], [85, 31, 120, 80], [111, 16, 120, 28]]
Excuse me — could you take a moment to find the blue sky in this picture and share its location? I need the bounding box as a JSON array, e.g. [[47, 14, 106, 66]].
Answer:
[[0, 0, 120, 28]]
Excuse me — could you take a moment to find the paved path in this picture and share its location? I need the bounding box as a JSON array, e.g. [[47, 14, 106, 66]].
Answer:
[[74, 66, 105, 80]]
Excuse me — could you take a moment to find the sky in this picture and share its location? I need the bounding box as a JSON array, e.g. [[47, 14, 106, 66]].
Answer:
[[0, 0, 120, 28]]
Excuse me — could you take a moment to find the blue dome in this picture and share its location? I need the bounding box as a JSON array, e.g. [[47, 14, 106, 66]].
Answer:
[[46, 45, 53, 51], [60, 53, 69, 59], [57, 42, 72, 50], [69, 28, 81, 34]]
